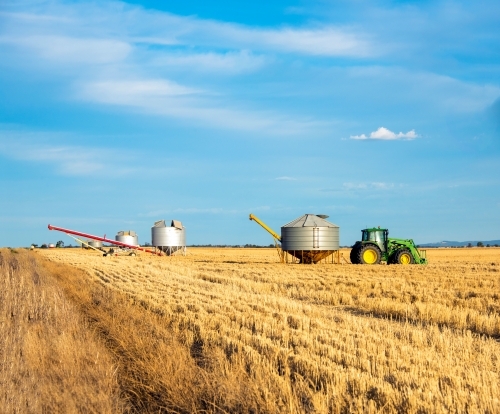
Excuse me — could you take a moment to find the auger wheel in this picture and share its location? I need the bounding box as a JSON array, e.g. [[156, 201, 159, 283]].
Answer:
[[357, 244, 382, 265]]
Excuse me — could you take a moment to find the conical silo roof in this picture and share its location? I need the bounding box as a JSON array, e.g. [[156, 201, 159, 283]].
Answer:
[[282, 214, 338, 228]]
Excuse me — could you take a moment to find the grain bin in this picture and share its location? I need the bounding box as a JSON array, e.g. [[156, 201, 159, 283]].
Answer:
[[87, 240, 103, 249], [115, 230, 139, 246], [281, 214, 339, 264], [151, 220, 186, 256]]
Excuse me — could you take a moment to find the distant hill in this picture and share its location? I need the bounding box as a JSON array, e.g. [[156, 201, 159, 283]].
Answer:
[[419, 240, 500, 247]]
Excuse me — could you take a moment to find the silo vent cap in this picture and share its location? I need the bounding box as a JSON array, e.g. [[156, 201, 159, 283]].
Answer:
[[117, 230, 137, 236], [171, 220, 183, 229], [153, 219, 183, 229]]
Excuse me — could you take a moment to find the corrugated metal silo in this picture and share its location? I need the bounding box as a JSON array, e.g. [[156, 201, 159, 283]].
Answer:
[[151, 220, 186, 256], [115, 230, 139, 246], [281, 214, 339, 264], [87, 240, 103, 249]]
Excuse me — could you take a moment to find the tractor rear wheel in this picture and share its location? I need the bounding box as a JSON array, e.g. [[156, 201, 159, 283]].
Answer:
[[393, 249, 414, 265], [350, 246, 360, 264], [357, 244, 382, 265]]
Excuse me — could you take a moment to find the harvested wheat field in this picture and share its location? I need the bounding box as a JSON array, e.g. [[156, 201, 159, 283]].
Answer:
[[5, 247, 500, 413]]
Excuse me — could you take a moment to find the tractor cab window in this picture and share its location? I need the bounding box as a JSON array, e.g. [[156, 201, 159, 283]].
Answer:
[[362, 231, 372, 241], [362, 230, 386, 243], [373, 230, 386, 244]]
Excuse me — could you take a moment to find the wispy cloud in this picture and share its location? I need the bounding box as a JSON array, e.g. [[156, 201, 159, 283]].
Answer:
[[0, 127, 225, 180], [371, 182, 395, 189], [0, 0, 374, 135], [343, 182, 397, 190], [0, 35, 131, 64], [0, 130, 136, 177], [140, 205, 270, 217], [150, 50, 267, 74], [76, 78, 327, 134], [1, 0, 497, 138], [81, 79, 200, 101], [1, 2, 373, 61], [275, 176, 297, 181], [348, 66, 500, 114], [340, 179, 499, 193], [350, 127, 417, 140], [199, 25, 373, 57]]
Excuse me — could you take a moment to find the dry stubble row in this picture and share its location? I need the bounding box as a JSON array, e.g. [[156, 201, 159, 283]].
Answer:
[[0, 249, 121, 413]]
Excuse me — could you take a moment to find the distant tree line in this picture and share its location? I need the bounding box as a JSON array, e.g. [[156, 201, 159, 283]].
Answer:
[[30, 242, 77, 249], [417, 243, 499, 248]]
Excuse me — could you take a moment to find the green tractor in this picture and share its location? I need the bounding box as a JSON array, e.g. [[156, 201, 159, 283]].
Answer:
[[350, 227, 427, 265]]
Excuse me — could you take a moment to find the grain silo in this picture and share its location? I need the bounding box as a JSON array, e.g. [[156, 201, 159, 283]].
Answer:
[[281, 214, 339, 264], [151, 220, 186, 256], [249, 213, 340, 264], [115, 230, 139, 246], [87, 240, 103, 249]]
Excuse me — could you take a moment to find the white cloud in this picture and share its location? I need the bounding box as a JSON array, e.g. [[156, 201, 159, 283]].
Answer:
[[1, 1, 373, 60], [343, 182, 397, 190], [0, 128, 212, 178], [77, 78, 327, 134], [81, 79, 199, 102], [1, 2, 339, 135], [0, 131, 135, 177], [140, 205, 270, 217], [275, 176, 297, 181], [0, 35, 131, 64], [350, 127, 418, 140], [348, 66, 500, 114], [371, 182, 395, 189], [349, 133, 367, 140], [215, 25, 372, 57], [343, 182, 367, 190], [0, 0, 375, 135], [125, 10, 372, 57], [150, 50, 267, 74]]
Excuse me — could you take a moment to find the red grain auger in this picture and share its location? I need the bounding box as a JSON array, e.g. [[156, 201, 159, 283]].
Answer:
[[48, 224, 162, 256]]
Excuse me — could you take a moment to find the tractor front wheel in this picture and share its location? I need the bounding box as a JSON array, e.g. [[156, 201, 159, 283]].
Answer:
[[357, 245, 382, 265], [393, 249, 414, 265]]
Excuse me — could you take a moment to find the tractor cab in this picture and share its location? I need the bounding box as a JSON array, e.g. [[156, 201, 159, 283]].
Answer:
[[361, 228, 389, 252]]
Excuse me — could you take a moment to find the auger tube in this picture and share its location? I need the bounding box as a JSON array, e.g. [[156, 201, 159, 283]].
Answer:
[[48, 224, 162, 256]]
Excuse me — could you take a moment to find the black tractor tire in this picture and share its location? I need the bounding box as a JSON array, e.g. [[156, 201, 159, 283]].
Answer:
[[350, 246, 360, 264], [357, 244, 382, 265], [387, 254, 395, 265], [392, 248, 415, 265]]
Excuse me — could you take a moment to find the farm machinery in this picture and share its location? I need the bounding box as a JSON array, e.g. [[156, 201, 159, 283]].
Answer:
[[47, 224, 162, 256], [249, 214, 286, 262], [350, 227, 427, 265]]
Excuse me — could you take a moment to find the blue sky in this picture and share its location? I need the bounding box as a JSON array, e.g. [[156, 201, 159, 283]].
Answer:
[[1, 0, 499, 247]]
